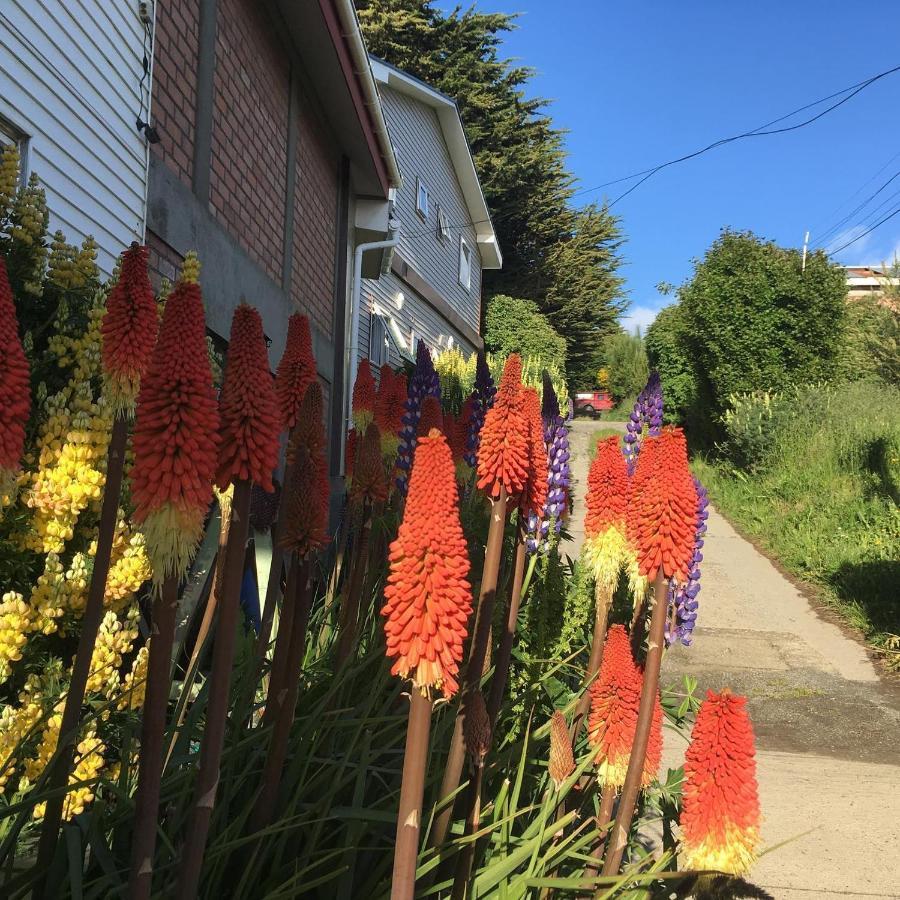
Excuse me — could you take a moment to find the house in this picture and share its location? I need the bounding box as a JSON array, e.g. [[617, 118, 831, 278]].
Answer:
[[1, 0, 402, 479], [351, 57, 501, 389], [844, 265, 899, 301]]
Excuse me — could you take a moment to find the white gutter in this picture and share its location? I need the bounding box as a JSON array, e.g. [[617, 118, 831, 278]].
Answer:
[[333, 0, 402, 190], [342, 218, 401, 472]]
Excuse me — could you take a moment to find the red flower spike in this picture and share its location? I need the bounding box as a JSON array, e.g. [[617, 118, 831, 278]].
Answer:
[[416, 394, 444, 438], [628, 428, 697, 582], [584, 436, 629, 538], [351, 359, 376, 431], [375, 365, 406, 464], [382, 428, 473, 699], [520, 386, 548, 517], [588, 625, 662, 788], [680, 689, 761, 875], [0, 256, 30, 489], [345, 427, 357, 482], [274, 313, 316, 431], [131, 281, 219, 581], [476, 354, 529, 499], [101, 243, 157, 412], [215, 304, 281, 491], [350, 421, 387, 505], [280, 382, 330, 557]]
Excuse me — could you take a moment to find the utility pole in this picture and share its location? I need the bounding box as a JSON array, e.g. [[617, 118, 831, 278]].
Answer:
[[801, 230, 810, 273]]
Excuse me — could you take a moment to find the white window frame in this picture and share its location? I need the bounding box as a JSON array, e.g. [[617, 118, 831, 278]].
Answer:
[[437, 206, 450, 241], [415, 176, 429, 220], [458, 236, 472, 290], [0, 114, 30, 183], [369, 312, 389, 367]]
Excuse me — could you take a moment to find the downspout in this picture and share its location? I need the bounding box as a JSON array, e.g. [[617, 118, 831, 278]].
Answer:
[[342, 216, 401, 471]]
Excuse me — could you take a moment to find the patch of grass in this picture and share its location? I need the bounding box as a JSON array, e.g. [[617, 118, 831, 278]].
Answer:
[[692, 381, 900, 666]]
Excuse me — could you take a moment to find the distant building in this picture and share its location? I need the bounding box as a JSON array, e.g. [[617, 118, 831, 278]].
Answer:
[[844, 265, 899, 300], [352, 57, 502, 381]]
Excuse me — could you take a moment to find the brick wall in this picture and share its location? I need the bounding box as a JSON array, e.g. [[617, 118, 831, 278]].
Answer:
[[292, 106, 337, 339], [147, 230, 184, 293], [150, 1, 199, 187], [209, 0, 288, 285]]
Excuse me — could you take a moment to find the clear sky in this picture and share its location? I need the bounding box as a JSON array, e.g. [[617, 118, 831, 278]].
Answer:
[[457, 0, 900, 333]]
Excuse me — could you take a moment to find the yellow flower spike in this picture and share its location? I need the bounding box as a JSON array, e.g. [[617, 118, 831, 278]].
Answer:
[[0, 591, 35, 681], [0, 144, 19, 216], [180, 250, 201, 284], [117, 644, 149, 711]]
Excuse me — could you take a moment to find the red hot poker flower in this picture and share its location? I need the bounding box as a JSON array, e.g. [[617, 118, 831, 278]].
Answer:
[[274, 313, 316, 431], [680, 689, 761, 876], [584, 436, 629, 538], [280, 382, 330, 557], [350, 421, 387, 506], [382, 429, 473, 699], [588, 624, 662, 788], [416, 394, 444, 438], [476, 354, 529, 499], [520, 386, 548, 517], [345, 427, 358, 482], [352, 359, 376, 431], [0, 256, 30, 492], [216, 304, 281, 491], [101, 243, 157, 413], [131, 281, 220, 582], [375, 364, 406, 464], [628, 428, 697, 582]]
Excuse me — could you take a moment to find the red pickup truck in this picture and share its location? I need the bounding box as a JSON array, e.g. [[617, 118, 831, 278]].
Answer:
[[574, 390, 614, 417]]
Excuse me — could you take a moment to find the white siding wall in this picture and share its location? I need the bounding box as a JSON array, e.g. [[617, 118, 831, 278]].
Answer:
[[381, 86, 482, 330], [0, 1, 149, 276]]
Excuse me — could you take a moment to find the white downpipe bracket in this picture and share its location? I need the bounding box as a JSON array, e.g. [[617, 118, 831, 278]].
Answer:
[[342, 218, 401, 472]]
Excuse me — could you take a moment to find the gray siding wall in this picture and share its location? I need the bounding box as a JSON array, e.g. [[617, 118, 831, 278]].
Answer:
[[0, 1, 148, 276], [382, 86, 482, 331]]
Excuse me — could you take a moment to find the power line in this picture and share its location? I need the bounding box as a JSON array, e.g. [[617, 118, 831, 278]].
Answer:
[[813, 169, 900, 247], [606, 63, 900, 209], [821, 184, 900, 252], [826, 202, 900, 255]]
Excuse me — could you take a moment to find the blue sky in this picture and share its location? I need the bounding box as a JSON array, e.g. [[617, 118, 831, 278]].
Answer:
[[455, 1, 900, 333]]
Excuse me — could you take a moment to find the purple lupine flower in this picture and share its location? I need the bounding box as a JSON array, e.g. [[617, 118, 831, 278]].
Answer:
[[666, 476, 709, 647], [526, 374, 571, 554], [395, 341, 441, 495], [464, 350, 496, 468], [623, 370, 664, 471]]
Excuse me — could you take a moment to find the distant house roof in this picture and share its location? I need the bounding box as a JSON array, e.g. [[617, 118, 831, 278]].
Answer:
[[369, 56, 502, 269], [843, 265, 899, 293]]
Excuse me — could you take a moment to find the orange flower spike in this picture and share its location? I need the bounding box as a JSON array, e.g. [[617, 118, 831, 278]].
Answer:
[[588, 625, 662, 788], [476, 353, 529, 499], [584, 436, 629, 538], [0, 256, 30, 493], [416, 394, 444, 438], [680, 689, 761, 876], [375, 364, 406, 462], [274, 313, 316, 431], [281, 382, 330, 557], [447, 397, 474, 480], [350, 421, 388, 506], [131, 281, 220, 582], [351, 359, 376, 431], [382, 429, 473, 699], [101, 243, 157, 413], [215, 304, 281, 491], [629, 428, 698, 582], [520, 386, 548, 517]]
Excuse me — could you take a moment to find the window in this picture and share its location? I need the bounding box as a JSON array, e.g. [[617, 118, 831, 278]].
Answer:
[[458, 237, 472, 290], [369, 313, 389, 367], [0, 115, 29, 182], [415, 176, 428, 219], [437, 206, 450, 241]]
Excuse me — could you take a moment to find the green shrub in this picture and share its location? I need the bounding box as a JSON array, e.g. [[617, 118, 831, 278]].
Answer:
[[645, 304, 699, 424], [696, 380, 900, 657], [836, 296, 900, 386], [601, 331, 648, 400], [484, 294, 567, 374]]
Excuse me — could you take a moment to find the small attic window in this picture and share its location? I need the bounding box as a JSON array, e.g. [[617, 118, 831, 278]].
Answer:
[[458, 237, 472, 291], [416, 176, 428, 219]]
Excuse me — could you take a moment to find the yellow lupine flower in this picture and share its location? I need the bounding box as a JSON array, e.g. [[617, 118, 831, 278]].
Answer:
[[0, 676, 45, 792], [0, 591, 35, 682], [117, 643, 149, 711], [85, 610, 139, 695], [0, 144, 19, 219], [32, 727, 107, 821]]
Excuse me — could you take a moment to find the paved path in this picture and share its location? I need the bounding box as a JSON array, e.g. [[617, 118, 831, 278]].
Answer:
[[563, 418, 900, 900]]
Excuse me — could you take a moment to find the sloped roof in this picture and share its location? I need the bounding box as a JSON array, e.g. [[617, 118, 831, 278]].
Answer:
[[369, 56, 502, 269]]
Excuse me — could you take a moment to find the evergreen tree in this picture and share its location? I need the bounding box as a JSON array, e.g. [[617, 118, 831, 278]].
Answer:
[[356, 0, 624, 383]]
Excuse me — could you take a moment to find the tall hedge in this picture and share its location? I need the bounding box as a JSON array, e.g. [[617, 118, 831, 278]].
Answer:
[[484, 294, 567, 373]]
